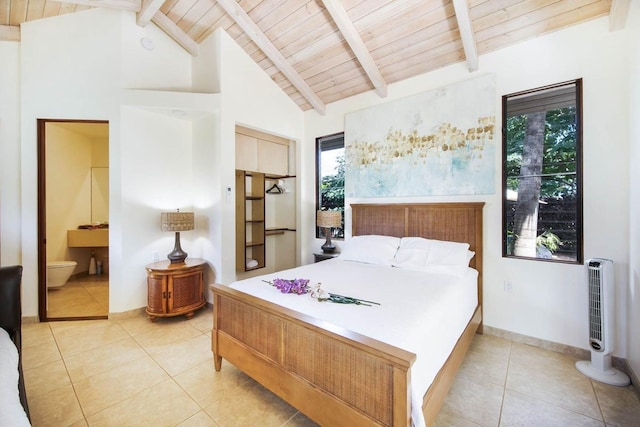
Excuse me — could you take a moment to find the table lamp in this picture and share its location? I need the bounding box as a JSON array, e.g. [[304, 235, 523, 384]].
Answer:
[[161, 210, 194, 264], [317, 210, 341, 253]]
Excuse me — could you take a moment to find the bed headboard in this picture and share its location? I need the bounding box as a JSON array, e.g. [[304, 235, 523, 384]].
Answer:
[[351, 202, 484, 311]]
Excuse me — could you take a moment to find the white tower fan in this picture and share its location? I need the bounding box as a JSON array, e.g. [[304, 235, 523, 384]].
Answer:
[[575, 258, 630, 386]]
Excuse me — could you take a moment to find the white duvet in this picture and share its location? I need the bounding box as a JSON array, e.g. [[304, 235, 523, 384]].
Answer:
[[229, 258, 478, 427], [0, 328, 31, 426]]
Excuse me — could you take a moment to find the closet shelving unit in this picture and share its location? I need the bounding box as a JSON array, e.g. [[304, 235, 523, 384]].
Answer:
[[236, 170, 266, 271], [235, 125, 296, 273]]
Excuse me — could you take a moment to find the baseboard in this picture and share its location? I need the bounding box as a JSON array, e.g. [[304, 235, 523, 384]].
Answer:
[[24, 303, 213, 322], [483, 325, 632, 385], [108, 303, 212, 320], [22, 303, 213, 324], [625, 360, 640, 398], [108, 307, 147, 320], [484, 325, 590, 359], [21, 316, 39, 325]]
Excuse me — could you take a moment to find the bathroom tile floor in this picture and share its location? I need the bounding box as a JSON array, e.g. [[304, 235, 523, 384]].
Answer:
[[21, 307, 640, 426], [47, 275, 109, 318]]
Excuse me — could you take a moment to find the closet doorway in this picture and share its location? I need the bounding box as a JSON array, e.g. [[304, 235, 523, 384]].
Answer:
[[37, 119, 110, 321]]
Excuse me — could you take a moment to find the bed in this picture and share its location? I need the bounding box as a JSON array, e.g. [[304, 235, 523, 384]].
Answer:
[[211, 202, 483, 426]]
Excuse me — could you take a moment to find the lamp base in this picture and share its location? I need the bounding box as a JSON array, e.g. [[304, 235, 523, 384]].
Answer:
[[321, 229, 336, 253], [321, 244, 336, 254], [167, 232, 188, 264]]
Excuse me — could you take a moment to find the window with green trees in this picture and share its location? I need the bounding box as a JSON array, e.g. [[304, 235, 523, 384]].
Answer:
[[502, 79, 583, 263], [316, 133, 344, 239]]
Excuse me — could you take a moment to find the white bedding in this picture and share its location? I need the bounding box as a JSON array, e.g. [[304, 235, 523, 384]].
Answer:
[[229, 258, 478, 427], [0, 328, 31, 427]]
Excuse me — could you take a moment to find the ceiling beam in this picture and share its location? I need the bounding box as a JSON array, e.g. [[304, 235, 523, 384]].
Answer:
[[452, 0, 479, 72], [609, 0, 630, 31], [320, 0, 387, 98], [49, 0, 141, 12], [151, 11, 199, 56], [216, 0, 326, 115], [0, 25, 20, 42], [137, 0, 166, 27]]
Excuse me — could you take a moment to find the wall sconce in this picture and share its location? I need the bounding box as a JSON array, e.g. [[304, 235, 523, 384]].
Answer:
[[316, 210, 341, 253], [161, 210, 194, 264]]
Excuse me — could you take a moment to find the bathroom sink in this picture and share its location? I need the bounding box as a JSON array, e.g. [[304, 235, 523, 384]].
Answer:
[[67, 229, 109, 247]]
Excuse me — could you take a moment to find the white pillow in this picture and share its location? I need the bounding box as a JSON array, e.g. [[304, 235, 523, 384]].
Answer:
[[467, 250, 476, 263], [392, 237, 471, 271], [426, 239, 471, 266], [338, 235, 400, 266], [391, 237, 432, 267]]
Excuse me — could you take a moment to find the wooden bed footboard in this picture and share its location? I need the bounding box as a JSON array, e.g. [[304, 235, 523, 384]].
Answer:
[[211, 283, 416, 426]]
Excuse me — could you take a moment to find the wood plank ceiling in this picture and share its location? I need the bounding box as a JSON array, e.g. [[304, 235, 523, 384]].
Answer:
[[0, 0, 630, 114]]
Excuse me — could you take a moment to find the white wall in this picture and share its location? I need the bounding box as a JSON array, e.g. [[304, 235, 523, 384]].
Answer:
[[627, 2, 640, 382], [188, 29, 305, 292], [0, 41, 21, 266], [192, 30, 220, 95], [5, 8, 303, 316], [215, 29, 305, 286], [119, 106, 195, 310], [20, 9, 122, 316], [45, 124, 93, 271], [304, 15, 635, 356], [121, 13, 192, 91], [17, 8, 196, 315], [92, 137, 109, 167], [191, 111, 221, 295]]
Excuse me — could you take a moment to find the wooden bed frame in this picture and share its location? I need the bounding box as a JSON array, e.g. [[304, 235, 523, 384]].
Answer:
[[211, 202, 483, 426]]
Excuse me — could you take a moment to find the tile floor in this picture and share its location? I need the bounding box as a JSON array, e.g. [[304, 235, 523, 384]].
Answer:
[[46, 275, 109, 318], [21, 308, 640, 426]]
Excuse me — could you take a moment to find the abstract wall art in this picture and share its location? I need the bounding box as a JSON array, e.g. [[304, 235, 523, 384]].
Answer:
[[345, 74, 496, 197]]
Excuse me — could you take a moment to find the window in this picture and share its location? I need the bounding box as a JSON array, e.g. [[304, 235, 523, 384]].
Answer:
[[316, 133, 345, 239], [502, 79, 583, 263]]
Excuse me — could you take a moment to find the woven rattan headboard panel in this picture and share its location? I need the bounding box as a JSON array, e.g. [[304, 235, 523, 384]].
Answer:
[[351, 203, 483, 253], [350, 202, 484, 305]]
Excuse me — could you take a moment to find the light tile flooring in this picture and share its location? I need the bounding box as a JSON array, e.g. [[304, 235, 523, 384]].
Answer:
[[47, 275, 109, 318], [21, 308, 640, 426]]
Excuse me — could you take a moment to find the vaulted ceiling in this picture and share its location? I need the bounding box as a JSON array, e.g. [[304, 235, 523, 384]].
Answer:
[[1, 0, 630, 114]]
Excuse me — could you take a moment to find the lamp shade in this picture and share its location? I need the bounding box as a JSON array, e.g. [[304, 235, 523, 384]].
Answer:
[[161, 211, 194, 232], [316, 210, 341, 228], [161, 210, 194, 264]]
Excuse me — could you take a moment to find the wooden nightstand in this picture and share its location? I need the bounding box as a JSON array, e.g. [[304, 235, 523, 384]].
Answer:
[[145, 258, 206, 322], [313, 252, 339, 263]]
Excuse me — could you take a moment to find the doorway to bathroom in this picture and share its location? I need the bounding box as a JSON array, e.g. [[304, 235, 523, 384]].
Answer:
[[37, 119, 109, 321]]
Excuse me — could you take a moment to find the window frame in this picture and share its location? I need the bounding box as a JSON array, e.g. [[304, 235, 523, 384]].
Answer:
[[315, 132, 345, 239], [501, 78, 584, 264]]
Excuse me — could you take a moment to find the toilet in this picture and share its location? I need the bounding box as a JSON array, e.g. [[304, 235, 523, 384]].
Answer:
[[46, 261, 77, 289]]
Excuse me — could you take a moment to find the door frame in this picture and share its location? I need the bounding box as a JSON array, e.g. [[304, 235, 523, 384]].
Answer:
[[37, 118, 109, 321]]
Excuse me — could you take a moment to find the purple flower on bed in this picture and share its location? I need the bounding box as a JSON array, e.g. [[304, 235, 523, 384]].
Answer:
[[272, 278, 310, 295]]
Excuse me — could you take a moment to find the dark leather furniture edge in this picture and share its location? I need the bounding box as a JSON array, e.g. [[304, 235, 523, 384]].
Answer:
[[0, 265, 31, 420]]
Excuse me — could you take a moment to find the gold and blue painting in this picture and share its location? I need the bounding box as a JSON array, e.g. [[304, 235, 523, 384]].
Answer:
[[345, 74, 496, 197]]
